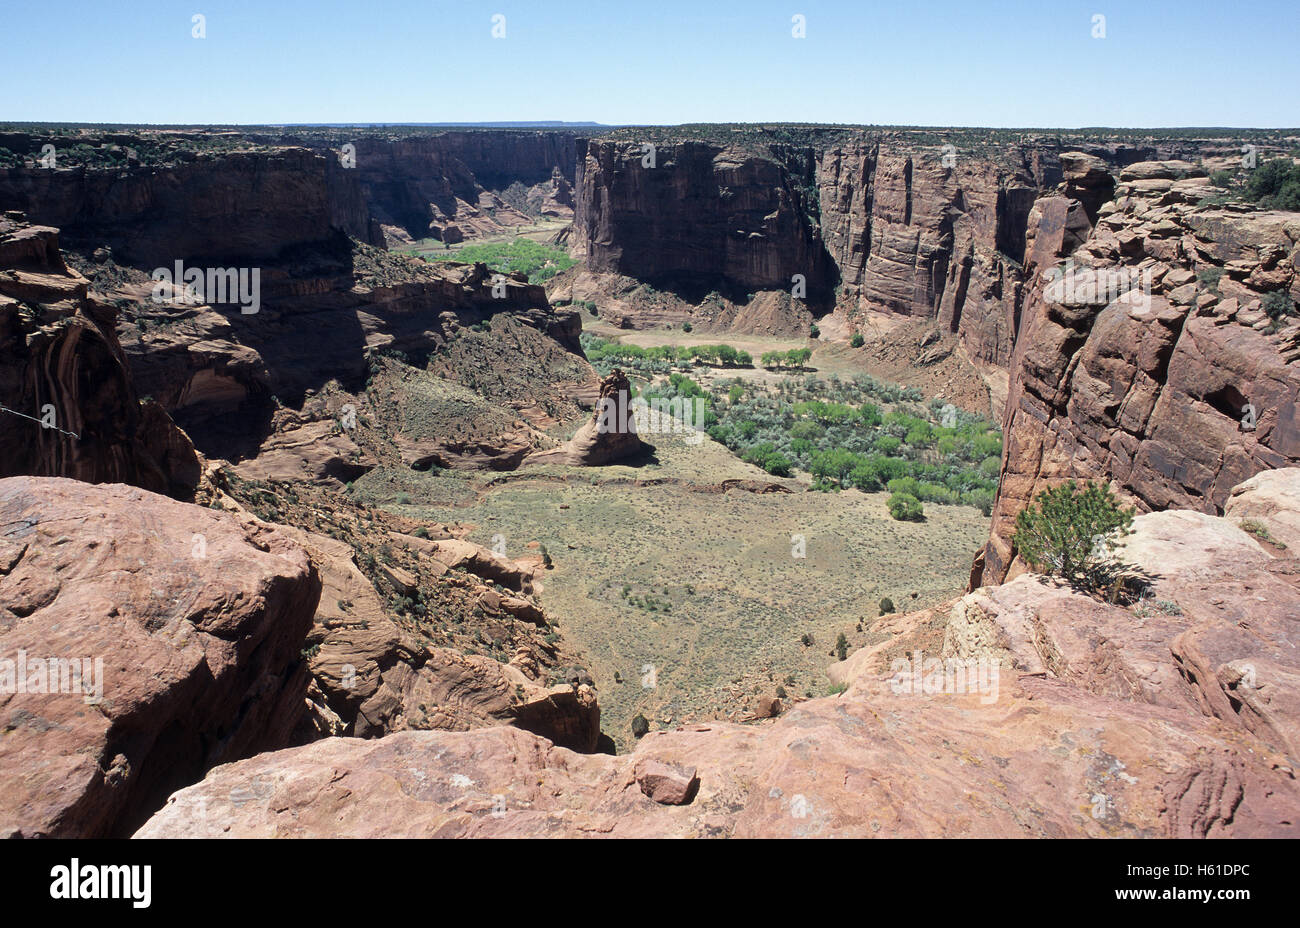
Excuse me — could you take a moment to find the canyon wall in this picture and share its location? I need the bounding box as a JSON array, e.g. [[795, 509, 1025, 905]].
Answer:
[[976, 161, 1300, 585], [573, 139, 834, 298], [815, 140, 1052, 366], [0, 142, 380, 266], [346, 132, 578, 242], [0, 215, 199, 497]]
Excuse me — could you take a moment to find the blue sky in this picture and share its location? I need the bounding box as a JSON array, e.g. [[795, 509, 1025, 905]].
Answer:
[[5, 0, 1296, 127]]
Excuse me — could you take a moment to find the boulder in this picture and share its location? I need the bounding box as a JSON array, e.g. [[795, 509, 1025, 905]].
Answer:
[[0, 476, 319, 837], [635, 760, 699, 805]]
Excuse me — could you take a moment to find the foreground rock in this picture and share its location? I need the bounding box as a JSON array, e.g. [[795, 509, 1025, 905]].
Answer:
[[195, 486, 600, 752], [138, 473, 1300, 838], [0, 477, 319, 837]]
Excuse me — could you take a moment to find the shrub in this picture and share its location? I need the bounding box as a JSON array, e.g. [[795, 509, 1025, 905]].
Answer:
[[630, 714, 649, 738], [809, 324, 820, 339], [1262, 290, 1296, 320], [835, 632, 848, 661], [888, 492, 925, 521], [1197, 268, 1224, 291], [968, 487, 996, 517], [1013, 480, 1135, 592], [850, 333, 865, 348], [1243, 159, 1300, 211], [761, 452, 793, 477], [879, 597, 895, 616], [681, 321, 692, 332]]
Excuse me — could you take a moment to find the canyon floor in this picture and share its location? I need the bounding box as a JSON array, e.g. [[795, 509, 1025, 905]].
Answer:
[[352, 381, 989, 748]]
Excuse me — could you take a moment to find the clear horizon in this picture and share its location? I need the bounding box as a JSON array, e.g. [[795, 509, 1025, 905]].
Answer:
[[6, 0, 1297, 128]]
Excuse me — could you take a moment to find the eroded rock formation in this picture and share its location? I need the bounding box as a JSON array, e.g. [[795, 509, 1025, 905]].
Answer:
[[525, 368, 651, 466], [0, 215, 199, 497]]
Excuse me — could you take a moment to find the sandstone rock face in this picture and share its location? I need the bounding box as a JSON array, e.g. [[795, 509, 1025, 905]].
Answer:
[[574, 139, 833, 296], [0, 145, 379, 266], [1225, 468, 1300, 550], [164, 474, 600, 754], [349, 132, 576, 241], [817, 140, 1045, 367], [0, 216, 199, 497], [136, 477, 1300, 839], [979, 162, 1300, 584], [0, 476, 319, 837]]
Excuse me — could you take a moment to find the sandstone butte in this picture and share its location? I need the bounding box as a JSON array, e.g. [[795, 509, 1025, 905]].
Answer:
[[130, 468, 1300, 838]]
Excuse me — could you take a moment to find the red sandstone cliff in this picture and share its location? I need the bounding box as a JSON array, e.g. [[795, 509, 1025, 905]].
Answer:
[[0, 215, 199, 497], [976, 161, 1300, 585]]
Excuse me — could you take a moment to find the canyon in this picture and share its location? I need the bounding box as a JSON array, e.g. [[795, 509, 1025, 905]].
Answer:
[[1, 122, 1298, 838]]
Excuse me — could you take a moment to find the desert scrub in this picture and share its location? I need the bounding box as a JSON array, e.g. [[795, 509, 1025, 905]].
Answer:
[[887, 492, 925, 521], [1239, 518, 1286, 548], [707, 374, 1001, 508]]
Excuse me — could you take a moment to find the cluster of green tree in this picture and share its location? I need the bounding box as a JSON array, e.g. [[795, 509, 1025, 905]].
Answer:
[[707, 375, 1002, 514], [582, 335, 753, 368], [759, 348, 813, 369], [426, 238, 576, 282], [1242, 159, 1300, 211]]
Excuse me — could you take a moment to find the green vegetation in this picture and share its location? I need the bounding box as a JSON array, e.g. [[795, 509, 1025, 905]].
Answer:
[[850, 333, 865, 348], [1013, 480, 1135, 592], [1239, 518, 1286, 549], [426, 238, 576, 282], [879, 597, 895, 616], [759, 347, 813, 370], [1262, 290, 1297, 320], [887, 492, 925, 521], [630, 713, 649, 738], [580, 334, 753, 373], [1243, 159, 1300, 211], [707, 374, 1002, 510]]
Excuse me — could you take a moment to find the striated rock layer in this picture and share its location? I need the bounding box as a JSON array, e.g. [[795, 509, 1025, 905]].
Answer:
[[574, 139, 833, 297]]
